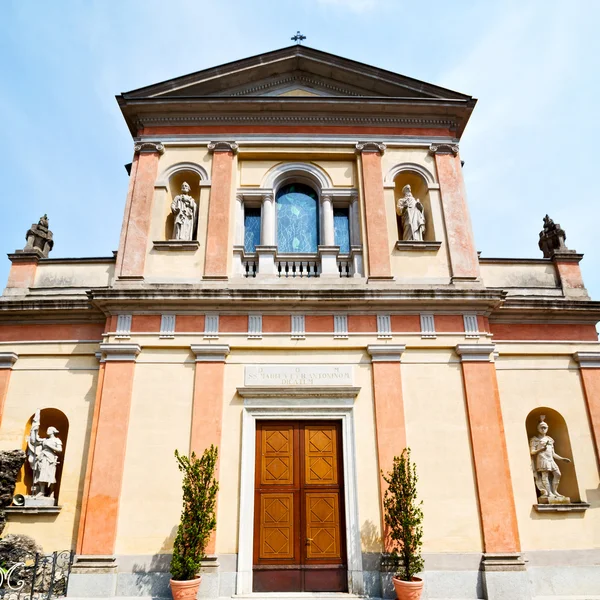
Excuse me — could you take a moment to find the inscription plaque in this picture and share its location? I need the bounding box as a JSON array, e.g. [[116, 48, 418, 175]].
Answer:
[[245, 365, 353, 386]]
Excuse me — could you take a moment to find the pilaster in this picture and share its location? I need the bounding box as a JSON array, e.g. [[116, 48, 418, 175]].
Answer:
[[204, 142, 238, 280], [190, 344, 230, 554], [116, 142, 164, 280], [4, 253, 40, 295], [0, 352, 18, 428], [356, 142, 393, 281], [553, 253, 589, 299], [367, 344, 406, 549], [78, 343, 141, 557], [574, 352, 600, 469], [429, 144, 480, 282]]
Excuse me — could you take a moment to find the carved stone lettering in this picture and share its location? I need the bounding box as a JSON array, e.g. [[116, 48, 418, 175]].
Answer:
[[245, 365, 353, 386]]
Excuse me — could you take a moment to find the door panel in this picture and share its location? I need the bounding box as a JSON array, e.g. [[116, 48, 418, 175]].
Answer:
[[253, 420, 346, 593]]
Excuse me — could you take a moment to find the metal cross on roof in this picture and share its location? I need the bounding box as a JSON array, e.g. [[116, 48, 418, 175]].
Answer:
[[291, 31, 307, 44]]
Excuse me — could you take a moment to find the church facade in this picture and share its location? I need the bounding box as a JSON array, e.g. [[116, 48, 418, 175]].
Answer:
[[0, 46, 599, 600]]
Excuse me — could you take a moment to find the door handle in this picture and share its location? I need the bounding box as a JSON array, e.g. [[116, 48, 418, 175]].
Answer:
[[306, 538, 313, 545]]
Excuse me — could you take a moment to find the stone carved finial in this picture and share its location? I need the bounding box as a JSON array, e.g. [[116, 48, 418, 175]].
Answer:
[[428, 143, 459, 156], [538, 214, 573, 258], [207, 141, 239, 154], [171, 182, 197, 241], [529, 415, 571, 504], [25, 410, 63, 506], [23, 215, 54, 257], [396, 184, 425, 241], [355, 142, 386, 155], [134, 141, 165, 155]]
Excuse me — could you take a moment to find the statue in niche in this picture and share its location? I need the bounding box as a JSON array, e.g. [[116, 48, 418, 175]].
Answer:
[[26, 410, 62, 503], [171, 182, 197, 241], [529, 415, 571, 503], [396, 184, 425, 241]]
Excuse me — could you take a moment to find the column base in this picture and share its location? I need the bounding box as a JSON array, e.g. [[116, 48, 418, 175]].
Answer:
[[481, 553, 531, 600], [68, 555, 117, 597]]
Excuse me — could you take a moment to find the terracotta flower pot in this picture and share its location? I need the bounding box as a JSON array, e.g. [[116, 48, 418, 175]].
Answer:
[[170, 576, 202, 600], [392, 575, 424, 600]]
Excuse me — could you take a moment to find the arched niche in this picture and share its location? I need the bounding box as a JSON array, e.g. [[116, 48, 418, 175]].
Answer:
[[392, 169, 436, 242], [15, 408, 69, 502], [525, 407, 580, 502], [262, 161, 333, 191], [164, 170, 201, 241]]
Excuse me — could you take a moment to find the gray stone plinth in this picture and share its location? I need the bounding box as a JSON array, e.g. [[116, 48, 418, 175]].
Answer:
[[67, 573, 117, 598]]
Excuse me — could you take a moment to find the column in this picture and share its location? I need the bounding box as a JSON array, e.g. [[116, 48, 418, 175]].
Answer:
[[429, 144, 479, 282], [190, 344, 230, 555], [355, 142, 393, 281], [235, 194, 244, 246], [321, 194, 335, 246], [318, 193, 340, 276], [0, 353, 18, 428], [116, 142, 164, 280], [574, 352, 600, 468], [204, 141, 238, 279], [350, 192, 360, 246], [256, 193, 277, 276], [456, 344, 530, 600], [367, 344, 406, 549]]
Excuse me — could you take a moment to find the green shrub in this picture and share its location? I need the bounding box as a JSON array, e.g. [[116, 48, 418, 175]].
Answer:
[[170, 446, 219, 581], [382, 448, 424, 582]]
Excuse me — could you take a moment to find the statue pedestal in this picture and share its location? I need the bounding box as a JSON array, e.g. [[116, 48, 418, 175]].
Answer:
[[537, 495, 570, 505], [23, 495, 56, 507]]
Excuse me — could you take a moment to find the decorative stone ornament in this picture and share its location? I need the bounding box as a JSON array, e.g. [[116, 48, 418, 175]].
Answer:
[[207, 141, 239, 153], [133, 141, 165, 154], [529, 415, 571, 504], [23, 215, 54, 257], [355, 141, 386, 154], [538, 214, 573, 258], [171, 182, 197, 241], [25, 410, 62, 506], [397, 184, 426, 242], [428, 143, 459, 156]]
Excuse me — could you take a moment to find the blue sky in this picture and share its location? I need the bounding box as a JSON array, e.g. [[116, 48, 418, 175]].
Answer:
[[2, 0, 599, 301]]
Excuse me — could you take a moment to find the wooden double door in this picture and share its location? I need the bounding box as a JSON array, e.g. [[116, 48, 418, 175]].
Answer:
[[253, 420, 347, 593]]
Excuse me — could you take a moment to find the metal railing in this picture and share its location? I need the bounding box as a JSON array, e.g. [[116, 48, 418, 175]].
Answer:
[[0, 551, 74, 600]]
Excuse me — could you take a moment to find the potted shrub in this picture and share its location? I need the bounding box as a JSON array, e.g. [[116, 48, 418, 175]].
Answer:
[[170, 445, 219, 600], [382, 448, 424, 600]]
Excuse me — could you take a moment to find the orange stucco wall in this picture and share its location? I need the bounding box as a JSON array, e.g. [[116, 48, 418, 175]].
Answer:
[[390, 315, 420, 332], [204, 151, 234, 278], [176, 315, 206, 332], [6, 260, 38, 289], [79, 360, 136, 555], [262, 315, 290, 333], [117, 151, 160, 279], [305, 315, 334, 333], [0, 369, 13, 429], [130, 315, 161, 332], [219, 315, 247, 333], [348, 315, 377, 333], [555, 260, 585, 290], [579, 368, 600, 469], [461, 361, 520, 553], [490, 323, 598, 341], [360, 151, 392, 279], [434, 152, 479, 280], [0, 323, 105, 342]]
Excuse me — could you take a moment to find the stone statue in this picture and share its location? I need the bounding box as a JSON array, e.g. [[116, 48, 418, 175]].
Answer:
[[529, 415, 571, 503], [171, 182, 197, 241], [23, 214, 54, 257], [26, 410, 62, 501], [538, 214, 571, 258], [396, 184, 425, 241]]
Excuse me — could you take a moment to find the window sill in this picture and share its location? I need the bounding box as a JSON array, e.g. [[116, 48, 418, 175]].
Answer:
[[533, 502, 589, 513], [153, 240, 200, 251], [5, 505, 62, 515], [395, 241, 442, 251]]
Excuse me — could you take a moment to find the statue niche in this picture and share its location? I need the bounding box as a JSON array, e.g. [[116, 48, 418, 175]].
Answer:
[[396, 184, 425, 241], [170, 182, 197, 241]]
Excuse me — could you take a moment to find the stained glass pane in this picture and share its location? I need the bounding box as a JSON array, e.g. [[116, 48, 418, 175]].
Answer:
[[334, 208, 350, 253], [276, 183, 319, 253], [244, 207, 261, 253]]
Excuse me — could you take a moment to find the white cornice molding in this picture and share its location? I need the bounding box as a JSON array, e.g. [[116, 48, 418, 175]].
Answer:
[[207, 141, 239, 154], [0, 352, 18, 369], [134, 141, 164, 155], [367, 344, 406, 362], [574, 352, 600, 368], [455, 344, 495, 362], [356, 142, 386, 155], [191, 344, 230, 362], [99, 343, 141, 362]]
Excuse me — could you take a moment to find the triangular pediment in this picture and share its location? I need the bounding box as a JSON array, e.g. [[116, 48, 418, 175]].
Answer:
[[122, 45, 471, 101]]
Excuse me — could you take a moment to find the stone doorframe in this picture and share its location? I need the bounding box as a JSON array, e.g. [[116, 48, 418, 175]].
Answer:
[[236, 388, 364, 596]]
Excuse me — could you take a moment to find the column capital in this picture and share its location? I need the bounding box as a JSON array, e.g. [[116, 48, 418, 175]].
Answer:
[[367, 344, 406, 362], [99, 343, 141, 362], [574, 351, 600, 368], [262, 192, 274, 203], [355, 142, 386, 155], [0, 352, 18, 369], [191, 344, 230, 362], [208, 141, 239, 154], [428, 143, 459, 156], [133, 141, 164, 155], [456, 344, 495, 362]]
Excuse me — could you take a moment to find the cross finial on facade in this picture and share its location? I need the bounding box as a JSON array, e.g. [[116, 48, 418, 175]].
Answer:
[[291, 31, 306, 44]]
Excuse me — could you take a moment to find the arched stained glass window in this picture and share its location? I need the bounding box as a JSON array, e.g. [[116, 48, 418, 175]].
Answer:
[[276, 183, 319, 253]]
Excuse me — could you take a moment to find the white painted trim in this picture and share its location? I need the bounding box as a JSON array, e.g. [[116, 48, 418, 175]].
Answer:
[[236, 396, 364, 596], [99, 343, 141, 362], [190, 344, 230, 362], [384, 162, 436, 187], [367, 344, 405, 362], [155, 161, 210, 188], [455, 344, 495, 362], [262, 162, 333, 189], [0, 352, 18, 369], [574, 351, 600, 368]]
